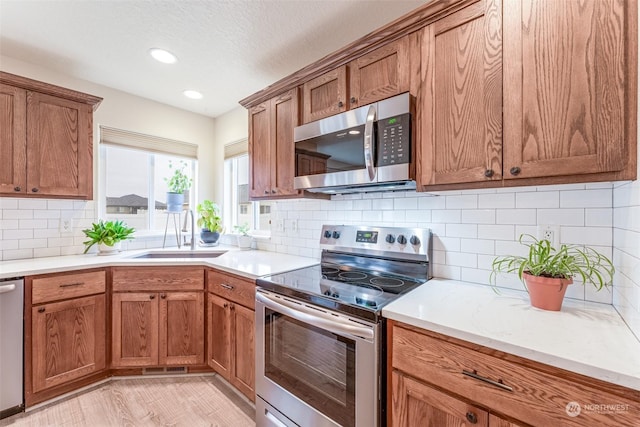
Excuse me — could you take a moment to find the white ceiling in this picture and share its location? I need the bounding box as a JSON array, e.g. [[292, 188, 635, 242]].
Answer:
[[0, 0, 426, 118]]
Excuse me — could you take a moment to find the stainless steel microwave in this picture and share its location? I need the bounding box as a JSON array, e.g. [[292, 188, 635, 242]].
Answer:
[[293, 92, 414, 194]]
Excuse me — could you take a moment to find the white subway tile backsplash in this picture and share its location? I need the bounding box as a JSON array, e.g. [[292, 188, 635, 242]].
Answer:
[[18, 199, 48, 209], [394, 197, 418, 210], [516, 191, 559, 208], [432, 264, 461, 280], [496, 209, 536, 225], [33, 247, 61, 258], [4, 229, 33, 240], [19, 238, 48, 249], [461, 209, 495, 224], [446, 252, 477, 268], [19, 219, 48, 229], [445, 194, 478, 209], [585, 208, 613, 227], [433, 236, 461, 252], [432, 209, 461, 223], [3, 209, 32, 219], [47, 200, 75, 210], [33, 210, 61, 219], [445, 223, 477, 238], [477, 224, 515, 241], [0, 199, 18, 209], [3, 249, 34, 260], [372, 199, 394, 210], [537, 208, 585, 226], [0, 219, 19, 230], [560, 189, 612, 208], [561, 226, 612, 246], [460, 238, 495, 255], [418, 195, 446, 210]]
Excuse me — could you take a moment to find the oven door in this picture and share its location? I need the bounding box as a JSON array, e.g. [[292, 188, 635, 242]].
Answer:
[[255, 289, 379, 427]]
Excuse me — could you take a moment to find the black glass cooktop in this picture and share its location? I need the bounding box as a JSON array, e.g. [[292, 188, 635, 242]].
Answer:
[[257, 262, 426, 321]]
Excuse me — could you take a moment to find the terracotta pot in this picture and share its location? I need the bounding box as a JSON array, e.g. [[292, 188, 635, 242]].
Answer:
[[523, 272, 573, 311]]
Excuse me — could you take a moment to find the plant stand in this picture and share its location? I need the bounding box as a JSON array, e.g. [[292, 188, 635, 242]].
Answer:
[[162, 212, 182, 248]]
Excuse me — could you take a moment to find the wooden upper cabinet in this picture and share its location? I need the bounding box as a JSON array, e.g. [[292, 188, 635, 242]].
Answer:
[[0, 84, 26, 194], [0, 72, 101, 199], [249, 88, 300, 199], [503, 0, 637, 181], [349, 36, 411, 108], [419, 0, 503, 187], [26, 92, 92, 198], [302, 65, 347, 123]]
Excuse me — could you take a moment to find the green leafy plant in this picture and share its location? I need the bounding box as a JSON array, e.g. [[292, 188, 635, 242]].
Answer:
[[490, 234, 615, 291], [82, 220, 135, 253], [233, 223, 250, 236], [165, 160, 192, 194], [196, 200, 223, 232]]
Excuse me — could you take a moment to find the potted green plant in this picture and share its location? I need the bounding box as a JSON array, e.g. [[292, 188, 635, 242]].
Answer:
[[490, 234, 615, 311], [165, 160, 192, 212], [234, 223, 252, 250], [82, 220, 135, 254], [196, 200, 223, 245]]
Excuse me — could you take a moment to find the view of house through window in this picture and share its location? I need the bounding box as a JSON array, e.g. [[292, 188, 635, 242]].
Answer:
[[102, 145, 196, 232], [223, 153, 272, 233]]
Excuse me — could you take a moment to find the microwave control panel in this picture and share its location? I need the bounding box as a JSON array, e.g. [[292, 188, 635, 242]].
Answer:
[[377, 113, 410, 166]]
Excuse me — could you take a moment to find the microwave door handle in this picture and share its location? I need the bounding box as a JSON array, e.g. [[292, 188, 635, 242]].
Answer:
[[364, 104, 377, 181], [256, 291, 374, 340]]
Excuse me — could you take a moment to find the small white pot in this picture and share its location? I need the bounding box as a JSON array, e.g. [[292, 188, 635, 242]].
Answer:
[[98, 241, 121, 255], [236, 235, 252, 250]]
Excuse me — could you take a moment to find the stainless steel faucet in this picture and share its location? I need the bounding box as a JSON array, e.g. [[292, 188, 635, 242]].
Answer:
[[182, 209, 196, 250]]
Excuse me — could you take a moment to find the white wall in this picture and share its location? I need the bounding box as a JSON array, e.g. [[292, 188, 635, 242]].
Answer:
[[0, 56, 218, 258]]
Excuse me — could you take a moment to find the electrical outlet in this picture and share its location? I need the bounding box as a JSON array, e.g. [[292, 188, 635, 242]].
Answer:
[[537, 225, 560, 247], [290, 219, 298, 233], [277, 219, 285, 232]]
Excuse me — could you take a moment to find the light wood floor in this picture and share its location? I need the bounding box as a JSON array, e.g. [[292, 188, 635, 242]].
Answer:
[[0, 375, 255, 427]]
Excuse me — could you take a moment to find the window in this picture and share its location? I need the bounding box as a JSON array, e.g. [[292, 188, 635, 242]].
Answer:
[[99, 127, 197, 233], [223, 151, 273, 233]]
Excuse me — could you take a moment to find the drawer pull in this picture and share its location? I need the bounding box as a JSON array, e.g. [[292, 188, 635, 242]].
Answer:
[[465, 411, 478, 424], [38, 307, 45, 313], [60, 282, 84, 288], [220, 283, 234, 290], [462, 369, 513, 392]]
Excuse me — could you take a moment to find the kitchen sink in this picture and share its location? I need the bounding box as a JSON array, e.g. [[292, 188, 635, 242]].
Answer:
[[132, 251, 226, 259]]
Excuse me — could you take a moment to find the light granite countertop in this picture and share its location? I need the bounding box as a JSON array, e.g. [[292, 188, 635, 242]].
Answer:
[[0, 246, 319, 280], [382, 278, 640, 391]]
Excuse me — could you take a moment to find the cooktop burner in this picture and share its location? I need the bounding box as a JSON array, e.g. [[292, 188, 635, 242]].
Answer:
[[256, 225, 432, 321]]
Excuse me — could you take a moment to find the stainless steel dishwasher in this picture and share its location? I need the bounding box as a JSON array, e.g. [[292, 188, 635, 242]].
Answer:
[[0, 277, 24, 419]]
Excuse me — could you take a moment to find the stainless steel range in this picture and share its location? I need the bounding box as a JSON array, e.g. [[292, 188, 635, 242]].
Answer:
[[255, 225, 431, 427]]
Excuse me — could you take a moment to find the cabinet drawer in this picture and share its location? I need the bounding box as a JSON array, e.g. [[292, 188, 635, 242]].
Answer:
[[392, 323, 639, 427], [32, 270, 105, 304], [112, 267, 204, 292], [207, 270, 255, 309]]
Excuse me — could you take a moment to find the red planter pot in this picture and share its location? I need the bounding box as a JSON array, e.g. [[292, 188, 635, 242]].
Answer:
[[523, 272, 573, 311]]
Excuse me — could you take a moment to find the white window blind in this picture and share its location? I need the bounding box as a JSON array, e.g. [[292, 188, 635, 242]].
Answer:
[[224, 138, 248, 159], [100, 126, 198, 159]]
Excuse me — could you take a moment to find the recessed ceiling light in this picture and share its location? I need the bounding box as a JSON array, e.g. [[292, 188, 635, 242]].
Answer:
[[183, 90, 203, 100], [149, 48, 177, 64]]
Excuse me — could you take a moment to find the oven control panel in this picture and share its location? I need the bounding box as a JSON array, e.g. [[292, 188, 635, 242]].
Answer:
[[320, 224, 431, 261]]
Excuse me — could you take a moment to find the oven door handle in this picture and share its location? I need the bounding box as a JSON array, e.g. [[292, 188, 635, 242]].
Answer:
[[364, 104, 377, 182], [256, 291, 374, 341]]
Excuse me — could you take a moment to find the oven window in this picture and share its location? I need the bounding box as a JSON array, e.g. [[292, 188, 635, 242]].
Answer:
[[295, 124, 367, 176], [265, 308, 356, 427]]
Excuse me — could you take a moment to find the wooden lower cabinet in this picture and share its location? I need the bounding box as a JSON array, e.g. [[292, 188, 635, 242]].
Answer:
[[111, 291, 204, 367], [389, 321, 640, 427], [31, 294, 106, 394], [207, 293, 255, 401]]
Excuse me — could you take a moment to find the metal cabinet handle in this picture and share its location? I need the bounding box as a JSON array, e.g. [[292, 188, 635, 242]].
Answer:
[[14, 186, 21, 192], [264, 189, 269, 194], [38, 307, 45, 313], [350, 96, 356, 104], [338, 101, 344, 108], [462, 369, 513, 392], [466, 412, 478, 424], [220, 283, 234, 290], [271, 189, 276, 194], [31, 187, 39, 193], [160, 293, 166, 299], [509, 166, 521, 176], [60, 282, 83, 288], [149, 294, 156, 300], [484, 169, 494, 178], [223, 303, 228, 308], [230, 304, 235, 311]]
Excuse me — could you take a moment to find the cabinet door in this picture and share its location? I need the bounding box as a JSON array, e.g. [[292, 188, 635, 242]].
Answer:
[[32, 294, 106, 393], [391, 371, 488, 427], [271, 88, 299, 196], [207, 293, 231, 378], [349, 37, 410, 108], [230, 303, 255, 401], [0, 84, 27, 194], [302, 65, 347, 123], [419, 0, 502, 186], [503, 0, 633, 180], [26, 91, 92, 198], [249, 101, 272, 198], [159, 292, 204, 365], [112, 293, 159, 367]]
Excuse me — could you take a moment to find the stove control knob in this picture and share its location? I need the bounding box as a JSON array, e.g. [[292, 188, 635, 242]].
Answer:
[[385, 234, 395, 244], [332, 231, 341, 239], [397, 235, 407, 245], [324, 230, 332, 239], [410, 235, 421, 245]]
